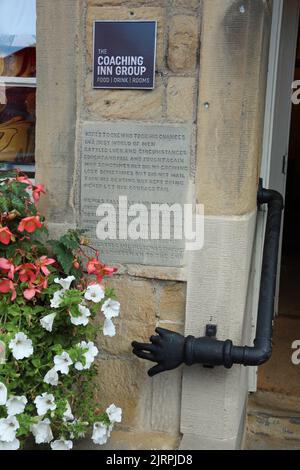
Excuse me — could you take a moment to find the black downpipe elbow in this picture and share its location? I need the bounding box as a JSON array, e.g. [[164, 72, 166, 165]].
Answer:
[[132, 181, 284, 376]]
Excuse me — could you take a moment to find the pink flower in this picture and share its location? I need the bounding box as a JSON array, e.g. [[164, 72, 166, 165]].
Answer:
[[18, 216, 43, 234], [0, 259, 15, 280], [37, 256, 55, 276], [32, 184, 45, 204], [16, 176, 45, 204], [16, 263, 38, 283], [103, 266, 118, 277], [0, 227, 13, 245], [16, 175, 32, 186], [0, 278, 16, 301], [87, 258, 117, 283], [23, 277, 48, 301], [23, 288, 37, 300], [86, 259, 100, 275]]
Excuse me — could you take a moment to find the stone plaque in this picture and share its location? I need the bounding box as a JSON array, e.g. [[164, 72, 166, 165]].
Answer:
[[80, 122, 192, 267]]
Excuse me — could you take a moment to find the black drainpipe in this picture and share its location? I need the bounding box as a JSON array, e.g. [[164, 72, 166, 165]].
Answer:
[[132, 181, 284, 376]]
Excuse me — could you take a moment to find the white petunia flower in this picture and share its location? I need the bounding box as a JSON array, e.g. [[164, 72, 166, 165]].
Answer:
[[84, 284, 105, 303], [40, 313, 56, 332], [50, 439, 73, 450], [34, 393, 56, 416], [74, 341, 98, 371], [43, 368, 59, 386], [83, 341, 98, 363], [74, 361, 89, 371], [54, 276, 75, 291], [0, 416, 19, 442], [101, 299, 120, 320], [0, 382, 7, 405], [50, 289, 64, 309], [92, 422, 111, 445], [70, 304, 91, 326], [106, 404, 122, 423], [9, 332, 33, 360], [63, 401, 74, 422], [31, 418, 53, 444], [0, 438, 20, 450], [103, 318, 116, 337], [6, 396, 27, 416], [54, 351, 73, 375]]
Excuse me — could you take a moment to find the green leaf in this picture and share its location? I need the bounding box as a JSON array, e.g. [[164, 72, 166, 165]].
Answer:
[[31, 358, 41, 368], [10, 195, 25, 215], [60, 232, 80, 250], [69, 304, 80, 318], [0, 195, 10, 213], [10, 181, 28, 196], [49, 241, 73, 273]]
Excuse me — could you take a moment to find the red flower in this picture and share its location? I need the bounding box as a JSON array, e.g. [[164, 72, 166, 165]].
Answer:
[[102, 266, 118, 277], [87, 258, 117, 282], [16, 175, 32, 186], [23, 277, 48, 300], [0, 278, 16, 301], [36, 256, 55, 276], [32, 184, 45, 204], [18, 216, 43, 234], [0, 258, 15, 280], [0, 227, 13, 245], [23, 288, 37, 300], [86, 259, 100, 275], [16, 263, 38, 283]]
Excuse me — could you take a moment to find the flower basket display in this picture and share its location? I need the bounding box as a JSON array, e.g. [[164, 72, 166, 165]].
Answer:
[[0, 170, 121, 450]]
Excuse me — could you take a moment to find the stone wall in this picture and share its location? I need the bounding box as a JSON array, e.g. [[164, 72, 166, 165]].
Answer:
[[77, 0, 201, 449], [180, 0, 272, 449], [36, 0, 201, 449], [36, 0, 272, 450]]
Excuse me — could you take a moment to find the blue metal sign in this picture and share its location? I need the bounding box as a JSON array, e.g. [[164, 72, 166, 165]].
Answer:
[[93, 21, 157, 90]]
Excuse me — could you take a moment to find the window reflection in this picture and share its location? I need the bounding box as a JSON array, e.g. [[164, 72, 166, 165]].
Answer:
[[0, 47, 36, 78], [0, 86, 35, 163]]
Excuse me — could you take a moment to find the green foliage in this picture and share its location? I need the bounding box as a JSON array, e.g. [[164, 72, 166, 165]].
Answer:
[[0, 171, 120, 449], [48, 230, 85, 278]]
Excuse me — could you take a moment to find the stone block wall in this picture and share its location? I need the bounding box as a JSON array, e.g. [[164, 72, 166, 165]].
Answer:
[[36, 0, 201, 449], [36, 0, 272, 450], [81, 1, 200, 123], [76, 0, 201, 449]]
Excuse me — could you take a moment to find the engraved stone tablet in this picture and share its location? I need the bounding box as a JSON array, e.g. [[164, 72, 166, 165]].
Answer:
[[80, 122, 192, 267]]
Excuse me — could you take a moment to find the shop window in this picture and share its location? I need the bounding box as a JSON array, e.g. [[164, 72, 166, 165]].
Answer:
[[0, 0, 36, 176]]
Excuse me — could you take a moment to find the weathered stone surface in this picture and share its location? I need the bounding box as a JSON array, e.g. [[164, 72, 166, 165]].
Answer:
[[167, 77, 196, 122], [159, 282, 186, 323], [89, 0, 166, 6], [106, 276, 157, 324], [80, 122, 191, 268], [127, 265, 187, 282], [94, 357, 149, 428], [171, 0, 200, 9], [89, 0, 123, 4], [157, 321, 184, 335], [84, 73, 163, 120], [195, 0, 270, 215], [151, 368, 182, 433], [168, 16, 199, 72], [36, 0, 78, 223], [75, 430, 181, 450], [47, 223, 76, 240], [86, 6, 164, 69]]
